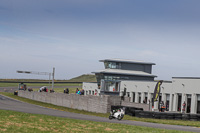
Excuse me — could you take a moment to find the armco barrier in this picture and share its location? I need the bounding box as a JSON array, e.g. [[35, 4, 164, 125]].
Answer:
[[174, 113, 182, 120], [189, 114, 198, 121], [18, 91, 121, 113]]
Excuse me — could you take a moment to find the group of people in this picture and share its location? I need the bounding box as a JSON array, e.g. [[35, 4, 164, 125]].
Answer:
[[64, 88, 69, 94], [38, 87, 85, 95], [76, 88, 84, 95]]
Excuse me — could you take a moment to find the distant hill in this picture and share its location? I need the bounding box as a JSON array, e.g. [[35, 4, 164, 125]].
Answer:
[[68, 74, 97, 82], [0, 74, 97, 83]]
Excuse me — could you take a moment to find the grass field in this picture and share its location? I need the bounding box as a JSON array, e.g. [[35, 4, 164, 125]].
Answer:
[[0, 82, 82, 87], [0, 74, 97, 83], [1, 92, 200, 128], [0, 82, 82, 93], [0, 110, 192, 133]]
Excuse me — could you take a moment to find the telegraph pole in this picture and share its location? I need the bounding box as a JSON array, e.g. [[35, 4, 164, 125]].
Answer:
[[52, 67, 55, 90]]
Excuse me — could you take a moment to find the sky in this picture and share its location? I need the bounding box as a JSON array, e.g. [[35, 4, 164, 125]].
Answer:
[[1, 0, 200, 80]]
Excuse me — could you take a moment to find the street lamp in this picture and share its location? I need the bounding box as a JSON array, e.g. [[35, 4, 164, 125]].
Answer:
[[16, 67, 55, 90]]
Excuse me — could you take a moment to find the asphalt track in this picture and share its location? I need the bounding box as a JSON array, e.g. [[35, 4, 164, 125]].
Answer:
[[0, 94, 200, 132]]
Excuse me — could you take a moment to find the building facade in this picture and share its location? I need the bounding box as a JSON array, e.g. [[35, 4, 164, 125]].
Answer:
[[92, 59, 157, 95], [83, 59, 200, 114]]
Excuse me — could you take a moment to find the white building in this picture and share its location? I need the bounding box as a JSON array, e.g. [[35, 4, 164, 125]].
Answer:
[[83, 59, 200, 114]]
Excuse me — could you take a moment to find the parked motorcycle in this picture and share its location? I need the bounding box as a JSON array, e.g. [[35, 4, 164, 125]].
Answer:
[[109, 108, 125, 120]]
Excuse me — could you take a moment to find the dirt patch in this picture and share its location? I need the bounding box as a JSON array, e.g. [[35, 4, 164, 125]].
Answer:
[[71, 128, 83, 132], [0, 128, 7, 132], [105, 127, 116, 132], [97, 124, 103, 127], [29, 116, 36, 118], [37, 126, 50, 131], [79, 124, 87, 128], [9, 115, 15, 118]]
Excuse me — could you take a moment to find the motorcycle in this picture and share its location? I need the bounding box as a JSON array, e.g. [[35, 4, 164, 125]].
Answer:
[[109, 108, 125, 120]]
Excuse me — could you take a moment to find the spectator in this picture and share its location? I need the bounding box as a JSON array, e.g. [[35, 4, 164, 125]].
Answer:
[[160, 101, 165, 112], [143, 99, 146, 104], [77, 90, 81, 95], [76, 88, 79, 93], [94, 89, 97, 95], [44, 87, 47, 92], [50, 89, 55, 93], [182, 101, 186, 113], [66, 88, 69, 94], [24, 85, 27, 91], [28, 88, 33, 92], [80, 89, 84, 95]]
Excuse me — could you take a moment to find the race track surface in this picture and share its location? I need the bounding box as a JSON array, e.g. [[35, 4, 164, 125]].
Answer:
[[0, 94, 200, 132]]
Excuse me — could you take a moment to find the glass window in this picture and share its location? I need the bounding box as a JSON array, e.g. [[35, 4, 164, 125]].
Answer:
[[104, 81, 119, 92], [121, 76, 129, 80], [116, 62, 121, 69], [104, 62, 109, 69], [104, 62, 121, 69]]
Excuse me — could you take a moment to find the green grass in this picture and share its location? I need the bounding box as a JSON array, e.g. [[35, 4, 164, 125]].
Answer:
[[0, 110, 192, 133], [0, 74, 96, 82], [0, 83, 19, 87], [69, 74, 97, 82], [1, 92, 200, 128], [25, 83, 82, 87]]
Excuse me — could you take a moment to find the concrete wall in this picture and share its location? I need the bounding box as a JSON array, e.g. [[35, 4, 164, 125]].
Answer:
[[18, 91, 121, 113]]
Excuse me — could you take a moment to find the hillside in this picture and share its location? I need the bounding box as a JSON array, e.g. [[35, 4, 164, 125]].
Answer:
[[68, 74, 97, 82], [0, 74, 97, 83]]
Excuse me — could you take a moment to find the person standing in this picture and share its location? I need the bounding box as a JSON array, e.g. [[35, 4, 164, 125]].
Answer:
[[76, 88, 79, 93], [66, 88, 69, 94], [182, 101, 186, 113]]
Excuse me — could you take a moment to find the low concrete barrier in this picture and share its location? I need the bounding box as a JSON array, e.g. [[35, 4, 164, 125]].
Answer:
[[18, 91, 121, 113]]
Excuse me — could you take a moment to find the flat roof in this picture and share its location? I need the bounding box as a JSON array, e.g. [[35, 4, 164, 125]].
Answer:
[[99, 59, 156, 65], [92, 69, 157, 77], [172, 77, 200, 79]]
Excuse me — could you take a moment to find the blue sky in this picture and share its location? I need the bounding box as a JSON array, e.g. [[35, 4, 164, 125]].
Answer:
[[1, 0, 200, 80]]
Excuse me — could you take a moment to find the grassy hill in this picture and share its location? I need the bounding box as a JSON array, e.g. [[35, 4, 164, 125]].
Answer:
[[68, 74, 97, 82], [0, 74, 97, 83]]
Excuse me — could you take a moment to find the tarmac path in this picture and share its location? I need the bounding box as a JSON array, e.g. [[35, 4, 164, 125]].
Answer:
[[0, 94, 200, 132]]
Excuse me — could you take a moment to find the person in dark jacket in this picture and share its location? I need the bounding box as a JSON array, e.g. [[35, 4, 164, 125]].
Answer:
[[66, 88, 69, 94]]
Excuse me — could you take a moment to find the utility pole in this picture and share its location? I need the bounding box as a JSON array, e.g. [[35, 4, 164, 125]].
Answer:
[[52, 67, 55, 90]]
